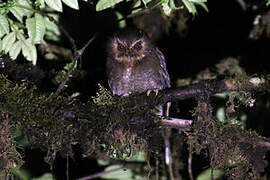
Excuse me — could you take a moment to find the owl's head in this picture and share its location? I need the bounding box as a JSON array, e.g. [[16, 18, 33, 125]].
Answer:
[[109, 30, 151, 66]]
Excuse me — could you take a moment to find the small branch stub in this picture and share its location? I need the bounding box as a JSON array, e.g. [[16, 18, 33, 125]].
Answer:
[[161, 118, 192, 129]]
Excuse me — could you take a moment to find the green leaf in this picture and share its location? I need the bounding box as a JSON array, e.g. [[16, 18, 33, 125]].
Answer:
[[12, 168, 30, 180], [96, 0, 124, 11], [35, 0, 46, 8], [214, 92, 228, 99], [26, 17, 35, 42], [216, 107, 226, 123], [0, 15, 10, 38], [2, 32, 16, 53], [44, 14, 60, 41], [45, 31, 60, 41], [190, 0, 207, 2], [9, 40, 22, 59], [196, 168, 223, 180], [161, 0, 172, 16], [32, 173, 53, 180], [131, 0, 152, 14], [131, 0, 142, 14], [34, 13, 45, 44], [16, 0, 33, 17], [182, 0, 197, 15], [197, 2, 209, 12], [97, 159, 110, 166], [45, 0, 63, 12], [169, 0, 182, 9], [115, 11, 126, 29], [183, 0, 208, 14], [9, 6, 25, 23], [129, 151, 146, 162], [26, 14, 46, 44], [101, 165, 142, 180], [44, 15, 60, 34], [62, 0, 79, 10], [21, 38, 37, 65], [0, 39, 2, 51]]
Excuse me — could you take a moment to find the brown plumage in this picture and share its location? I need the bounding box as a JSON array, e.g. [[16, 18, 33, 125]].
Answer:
[[106, 30, 170, 96], [106, 30, 173, 169]]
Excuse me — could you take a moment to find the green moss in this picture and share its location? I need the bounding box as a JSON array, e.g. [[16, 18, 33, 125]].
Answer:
[[92, 84, 115, 106], [0, 75, 73, 167], [90, 84, 163, 159], [187, 100, 266, 179], [0, 113, 23, 179]]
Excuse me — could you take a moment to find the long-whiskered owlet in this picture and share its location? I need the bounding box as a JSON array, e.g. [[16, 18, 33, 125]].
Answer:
[[106, 30, 171, 97], [107, 30, 172, 165]]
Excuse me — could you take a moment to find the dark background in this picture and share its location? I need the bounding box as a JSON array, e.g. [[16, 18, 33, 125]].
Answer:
[[56, 0, 270, 95], [20, 0, 270, 179]]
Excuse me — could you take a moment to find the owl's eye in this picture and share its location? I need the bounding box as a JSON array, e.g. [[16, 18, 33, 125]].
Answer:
[[117, 43, 125, 52], [131, 41, 142, 51]]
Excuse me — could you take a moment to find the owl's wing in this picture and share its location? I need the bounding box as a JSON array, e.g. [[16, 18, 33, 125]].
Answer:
[[154, 47, 171, 88]]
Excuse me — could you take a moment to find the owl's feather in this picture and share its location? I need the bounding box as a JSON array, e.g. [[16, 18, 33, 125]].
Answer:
[[106, 30, 170, 96]]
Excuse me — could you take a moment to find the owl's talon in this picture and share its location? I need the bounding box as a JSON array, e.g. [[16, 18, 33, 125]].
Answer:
[[146, 90, 151, 96], [146, 89, 159, 96]]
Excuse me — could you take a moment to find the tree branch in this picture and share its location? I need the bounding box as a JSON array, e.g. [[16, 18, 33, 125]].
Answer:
[[159, 77, 269, 104], [160, 118, 192, 129]]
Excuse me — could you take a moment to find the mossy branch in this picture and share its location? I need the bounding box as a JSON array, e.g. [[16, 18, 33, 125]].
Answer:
[[1, 74, 270, 178], [159, 76, 269, 104]]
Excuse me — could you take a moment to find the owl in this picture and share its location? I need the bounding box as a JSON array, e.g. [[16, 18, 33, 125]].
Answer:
[[106, 30, 172, 166], [106, 30, 171, 97]]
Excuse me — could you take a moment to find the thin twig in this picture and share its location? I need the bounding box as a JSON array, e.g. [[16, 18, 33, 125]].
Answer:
[[36, 10, 77, 52], [55, 59, 77, 95], [211, 167, 214, 180], [235, 0, 246, 10], [54, 34, 96, 95], [188, 152, 193, 180], [36, 10, 97, 95], [116, 6, 150, 22], [240, 137, 270, 149], [167, 164, 174, 180], [163, 128, 174, 180], [155, 157, 159, 180], [116, 0, 164, 23], [147, 157, 153, 180], [166, 144, 174, 180], [76, 34, 97, 57], [161, 118, 192, 129], [66, 155, 69, 180]]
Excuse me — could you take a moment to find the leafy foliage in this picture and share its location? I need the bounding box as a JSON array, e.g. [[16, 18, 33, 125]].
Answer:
[[0, 0, 209, 65], [96, 0, 208, 16], [96, 0, 124, 11], [0, 0, 62, 64], [1, 0, 270, 66], [267, 0, 270, 6], [182, 0, 208, 15]]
